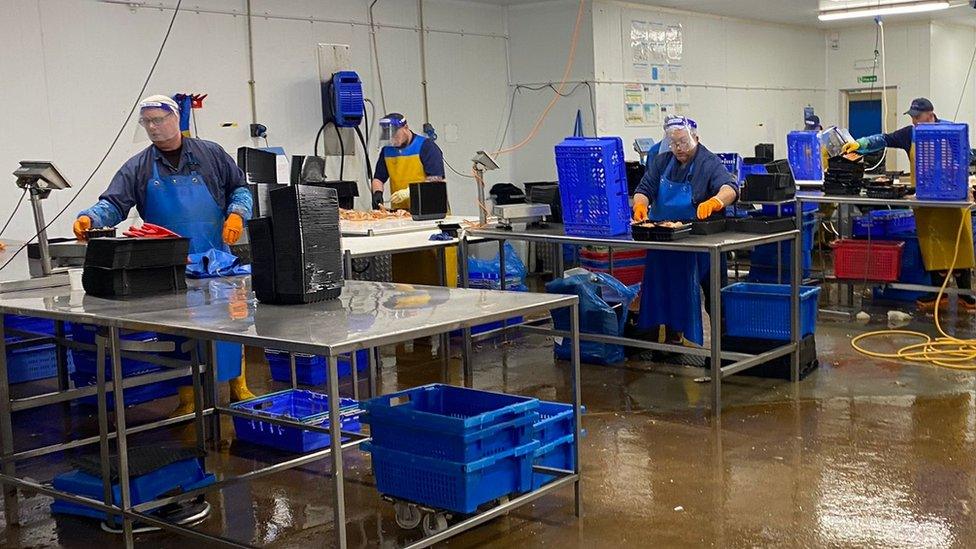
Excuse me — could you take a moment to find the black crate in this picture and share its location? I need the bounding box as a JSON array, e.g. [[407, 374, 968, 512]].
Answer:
[[247, 217, 278, 303], [300, 180, 359, 210], [409, 181, 448, 221], [489, 183, 526, 205], [82, 265, 187, 298], [84, 237, 190, 270], [527, 184, 562, 223], [735, 216, 797, 234], [755, 143, 775, 162], [269, 185, 344, 304], [690, 218, 728, 235], [741, 173, 795, 202], [707, 334, 818, 380], [632, 222, 691, 241]]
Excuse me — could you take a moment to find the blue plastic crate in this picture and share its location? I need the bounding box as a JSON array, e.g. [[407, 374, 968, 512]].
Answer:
[[787, 131, 823, 181], [6, 344, 75, 384], [717, 153, 744, 182], [5, 314, 59, 336], [872, 234, 928, 302], [51, 457, 215, 523], [534, 401, 579, 445], [361, 440, 538, 514], [70, 324, 177, 379], [748, 214, 816, 282], [532, 434, 576, 490], [760, 202, 819, 217], [853, 210, 916, 238], [231, 389, 362, 453], [362, 384, 539, 462], [914, 123, 970, 200], [740, 163, 768, 179], [722, 283, 821, 341], [555, 136, 630, 237], [70, 371, 181, 408], [266, 349, 368, 386]]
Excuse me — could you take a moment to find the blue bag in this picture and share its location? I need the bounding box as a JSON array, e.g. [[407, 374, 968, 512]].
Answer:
[[546, 271, 639, 365]]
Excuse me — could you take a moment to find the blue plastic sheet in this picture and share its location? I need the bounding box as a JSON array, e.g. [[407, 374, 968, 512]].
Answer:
[[467, 242, 527, 290], [546, 271, 639, 365]]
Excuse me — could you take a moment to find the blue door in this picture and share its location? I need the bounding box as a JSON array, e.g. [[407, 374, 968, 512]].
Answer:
[[848, 99, 882, 139]]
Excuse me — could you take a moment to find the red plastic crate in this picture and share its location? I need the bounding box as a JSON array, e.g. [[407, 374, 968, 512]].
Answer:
[[832, 239, 904, 282], [587, 265, 644, 287], [579, 248, 647, 262]]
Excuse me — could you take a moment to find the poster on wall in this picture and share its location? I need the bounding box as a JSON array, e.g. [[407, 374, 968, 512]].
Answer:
[[625, 84, 645, 125]]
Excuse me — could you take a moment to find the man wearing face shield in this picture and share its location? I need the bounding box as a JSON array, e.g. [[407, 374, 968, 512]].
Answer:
[[73, 94, 256, 413], [632, 115, 739, 348], [370, 113, 445, 210]]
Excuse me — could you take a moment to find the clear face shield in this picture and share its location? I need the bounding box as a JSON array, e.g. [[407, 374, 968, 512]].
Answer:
[[378, 117, 406, 149], [658, 115, 698, 157]]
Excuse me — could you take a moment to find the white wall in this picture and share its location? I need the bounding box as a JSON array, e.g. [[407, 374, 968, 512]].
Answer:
[[929, 21, 976, 141], [591, 0, 826, 164], [0, 0, 511, 243], [505, 0, 596, 183]]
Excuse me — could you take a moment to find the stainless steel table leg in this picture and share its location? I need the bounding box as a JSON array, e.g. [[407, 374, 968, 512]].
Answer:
[[343, 249, 353, 280], [459, 235, 474, 387], [350, 352, 359, 401], [206, 341, 221, 447], [327, 355, 347, 549], [108, 327, 134, 547], [367, 347, 378, 398], [569, 303, 582, 518], [792, 205, 803, 382], [55, 320, 69, 392], [190, 344, 207, 456], [498, 239, 508, 340], [710, 249, 723, 415], [554, 242, 565, 278], [95, 333, 113, 515], [289, 353, 298, 390], [0, 322, 18, 525], [437, 246, 450, 372]]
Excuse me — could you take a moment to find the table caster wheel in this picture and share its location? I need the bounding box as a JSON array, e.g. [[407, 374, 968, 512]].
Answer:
[[394, 501, 422, 530], [422, 512, 448, 536]]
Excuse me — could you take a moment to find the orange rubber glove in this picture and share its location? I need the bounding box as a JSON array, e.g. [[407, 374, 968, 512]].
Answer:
[[222, 213, 244, 245], [632, 202, 649, 222], [73, 216, 92, 240], [696, 197, 724, 220]]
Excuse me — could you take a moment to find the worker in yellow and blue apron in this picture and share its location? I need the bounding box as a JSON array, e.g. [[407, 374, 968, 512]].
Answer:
[[842, 97, 975, 312], [632, 116, 739, 350], [73, 94, 256, 413], [370, 113, 457, 287]]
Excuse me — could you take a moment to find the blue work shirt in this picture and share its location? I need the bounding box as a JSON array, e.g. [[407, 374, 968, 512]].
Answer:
[[372, 132, 445, 183], [635, 143, 738, 206], [79, 137, 252, 228]]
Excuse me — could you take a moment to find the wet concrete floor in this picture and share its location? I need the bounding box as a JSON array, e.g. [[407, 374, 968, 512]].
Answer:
[[2, 298, 976, 548]]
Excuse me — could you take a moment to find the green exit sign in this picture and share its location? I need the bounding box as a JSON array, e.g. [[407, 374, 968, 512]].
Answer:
[[858, 75, 878, 84]]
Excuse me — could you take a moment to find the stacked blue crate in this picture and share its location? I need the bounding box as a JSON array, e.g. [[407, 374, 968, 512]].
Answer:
[[4, 315, 74, 384], [914, 123, 970, 201], [555, 137, 630, 237]]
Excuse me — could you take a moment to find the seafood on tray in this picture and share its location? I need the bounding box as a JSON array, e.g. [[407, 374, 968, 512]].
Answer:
[[339, 208, 412, 222], [632, 220, 690, 229]]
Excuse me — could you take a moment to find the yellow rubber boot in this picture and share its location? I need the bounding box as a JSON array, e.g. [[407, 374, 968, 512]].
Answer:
[[171, 386, 196, 417], [229, 352, 256, 402]]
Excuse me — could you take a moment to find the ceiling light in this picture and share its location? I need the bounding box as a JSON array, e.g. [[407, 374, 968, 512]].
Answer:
[[818, 0, 950, 21]]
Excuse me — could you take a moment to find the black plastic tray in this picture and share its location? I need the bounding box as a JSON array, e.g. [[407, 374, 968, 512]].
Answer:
[[865, 185, 909, 199], [690, 218, 728, 235], [85, 228, 117, 239], [735, 216, 797, 234], [84, 237, 190, 270], [632, 223, 692, 241], [82, 264, 187, 298]]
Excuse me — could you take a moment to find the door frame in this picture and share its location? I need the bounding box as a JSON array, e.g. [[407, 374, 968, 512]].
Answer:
[[840, 86, 898, 171]]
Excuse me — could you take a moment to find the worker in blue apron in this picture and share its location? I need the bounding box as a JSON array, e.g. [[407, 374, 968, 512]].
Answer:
[[632, 116, 739, 348], [73, 95, 255, 414], [843, 97, 976, 313]]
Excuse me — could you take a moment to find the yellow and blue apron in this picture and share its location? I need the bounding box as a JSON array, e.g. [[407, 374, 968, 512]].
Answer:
[[144, 152, 242, 381], [638, 156, 705, 345], [382, 135, 458, 287]]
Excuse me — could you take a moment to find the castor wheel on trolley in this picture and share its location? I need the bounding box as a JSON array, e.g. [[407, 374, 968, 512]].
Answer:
[[422, 512, 449, 536], [394, 501, 422, 530]]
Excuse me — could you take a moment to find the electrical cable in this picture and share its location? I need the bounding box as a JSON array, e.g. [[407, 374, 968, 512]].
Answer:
[[953, 38, 976, 121], [0, 0, 183, 273], [334, 123, 345, 181], [492, 0, 585, 156], [445, 158, 474, 179], [864, 18, 888, 173], [0, 190, 28, 239], [313, 122, 327, 156]]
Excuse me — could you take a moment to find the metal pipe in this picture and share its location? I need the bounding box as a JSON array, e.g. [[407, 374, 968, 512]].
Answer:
[[569, 303, 582, 518], [709, 249, 722, 415], [520, 324, 753, 361], [327, 356, 348, 549], [0, 322, 19, 524], [418, 0, 430, 124], [368, 0, 388, 114], [245, 0, 258, 128], [28, 189, 52, 276], [108, 327, 134, 545]]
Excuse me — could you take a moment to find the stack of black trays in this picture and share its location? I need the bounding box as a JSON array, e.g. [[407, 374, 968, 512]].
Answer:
[[527, 184, 562, 223], [82, 237, 190, 298], [741, 173, 795, 202], [824, 156, 865, 195], [248, 185, 344, 305], [754, 143, 775, 163]]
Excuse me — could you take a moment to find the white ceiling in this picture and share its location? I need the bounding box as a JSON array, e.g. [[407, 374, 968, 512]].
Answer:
[[470, 0, 976, 28]]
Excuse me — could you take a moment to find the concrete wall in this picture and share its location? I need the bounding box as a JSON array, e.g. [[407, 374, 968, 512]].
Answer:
[[0, 0, 511, 243]]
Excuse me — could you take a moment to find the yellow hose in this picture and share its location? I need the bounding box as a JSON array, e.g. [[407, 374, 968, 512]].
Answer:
[[850, 210, 976, 370]]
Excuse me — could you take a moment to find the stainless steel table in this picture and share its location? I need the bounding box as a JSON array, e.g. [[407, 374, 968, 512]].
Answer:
[[0, 279, 581, 549], [463, 223, 804, 415], [795, 192, 976, 300]]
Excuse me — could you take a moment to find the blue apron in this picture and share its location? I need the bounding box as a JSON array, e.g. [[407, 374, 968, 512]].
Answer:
[[144, 151, 242, 381], [638, 156, 705, 345]]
